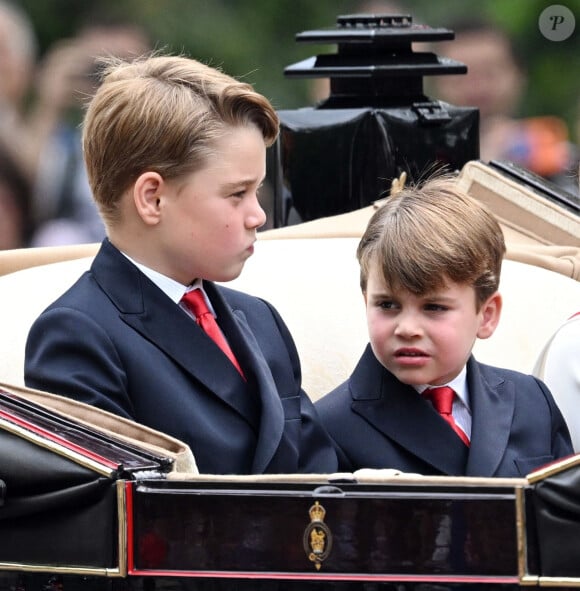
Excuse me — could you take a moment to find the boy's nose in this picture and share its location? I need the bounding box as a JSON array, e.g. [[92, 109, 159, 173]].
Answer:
[[394, 312, 422, 337], [247, 196, 267, 229]]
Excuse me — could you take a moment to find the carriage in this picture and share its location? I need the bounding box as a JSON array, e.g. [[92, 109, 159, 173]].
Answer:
[[0, 13, 579, 591]]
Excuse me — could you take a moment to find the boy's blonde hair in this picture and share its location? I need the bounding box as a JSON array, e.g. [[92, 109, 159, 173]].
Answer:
[[82, 54, 279, 225], [357, 175, 506, 308]]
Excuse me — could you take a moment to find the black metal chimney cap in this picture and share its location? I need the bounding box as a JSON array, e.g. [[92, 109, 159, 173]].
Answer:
[[294, 13, 456, 45], [284, 13, 467, 106], [286, 13, 465, 77]]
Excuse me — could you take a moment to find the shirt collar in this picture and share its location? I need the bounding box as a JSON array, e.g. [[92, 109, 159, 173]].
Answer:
[[120, 251, 200, 304], [414, 365, 470, 409]]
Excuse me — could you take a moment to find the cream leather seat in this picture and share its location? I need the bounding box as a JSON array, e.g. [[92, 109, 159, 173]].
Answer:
[[0, 237, 579, 403]]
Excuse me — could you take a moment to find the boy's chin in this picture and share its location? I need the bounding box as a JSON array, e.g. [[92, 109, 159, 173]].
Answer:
[[388, 368, 433, 387], [211, 266, 245, 283]]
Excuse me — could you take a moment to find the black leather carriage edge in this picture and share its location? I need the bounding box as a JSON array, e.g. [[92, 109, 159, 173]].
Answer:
[[528, 454, 580, 579]]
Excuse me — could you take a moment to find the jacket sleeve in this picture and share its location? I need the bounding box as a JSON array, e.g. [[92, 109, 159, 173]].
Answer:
[[25, 306, 135, 419]]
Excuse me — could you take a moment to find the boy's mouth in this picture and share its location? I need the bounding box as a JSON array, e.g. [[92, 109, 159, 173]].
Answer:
[[395, 348, 428, 358]]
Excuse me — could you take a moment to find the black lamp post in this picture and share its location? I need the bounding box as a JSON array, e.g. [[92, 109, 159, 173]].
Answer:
[[268, 14, 480, 226]]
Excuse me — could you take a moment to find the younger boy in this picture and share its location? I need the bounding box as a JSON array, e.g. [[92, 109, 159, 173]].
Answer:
[[24, 54, 339, 475], [315, 176, 573, 477]]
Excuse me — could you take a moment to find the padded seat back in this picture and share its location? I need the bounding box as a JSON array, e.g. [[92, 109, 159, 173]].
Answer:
[[1, 240, 579, 402]]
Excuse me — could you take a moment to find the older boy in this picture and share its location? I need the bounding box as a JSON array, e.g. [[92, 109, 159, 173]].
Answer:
[[316, 176, 572, 477], [24, 54, 339, 475]]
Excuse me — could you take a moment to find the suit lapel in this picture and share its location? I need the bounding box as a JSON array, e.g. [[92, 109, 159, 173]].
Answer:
[[91, 241, 256, 423], [204, 281, 287, 468], [465, 358, 514, 477], [222, 306, 285, 473], [350, 346, 468, 475]]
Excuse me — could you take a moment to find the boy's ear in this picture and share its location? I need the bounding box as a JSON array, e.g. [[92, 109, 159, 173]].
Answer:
[[477, 291, 502, 339], [133, 171, 164, 225]]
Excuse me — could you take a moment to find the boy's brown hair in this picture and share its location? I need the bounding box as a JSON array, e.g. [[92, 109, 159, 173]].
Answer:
[[357, 175, 506, 308], [82, 53, 279, 226]]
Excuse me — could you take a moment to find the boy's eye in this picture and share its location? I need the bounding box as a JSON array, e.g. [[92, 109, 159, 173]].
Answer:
[[377, 300, 396, 310], [232, 183, 261, 199], [425, 303, 448, 312]]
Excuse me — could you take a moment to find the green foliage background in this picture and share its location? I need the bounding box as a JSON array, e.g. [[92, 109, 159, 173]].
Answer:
[[15, 0, 580, 140]]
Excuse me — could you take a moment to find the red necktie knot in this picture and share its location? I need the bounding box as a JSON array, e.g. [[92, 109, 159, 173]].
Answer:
[[181, 289, 245, 379], [182, 289, 211, 320], [423, 386, 469, 446], [423, 386, 454, 416]]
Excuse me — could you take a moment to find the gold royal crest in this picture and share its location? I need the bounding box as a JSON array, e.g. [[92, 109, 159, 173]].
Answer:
[[303, 501, 333, 570]]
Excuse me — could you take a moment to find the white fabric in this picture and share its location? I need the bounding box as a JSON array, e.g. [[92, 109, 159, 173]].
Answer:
[[533, 314, 580, 452]]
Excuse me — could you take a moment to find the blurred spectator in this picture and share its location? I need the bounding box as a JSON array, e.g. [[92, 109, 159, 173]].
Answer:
[[430, 17, 579, 195], [0, 0, 38, 178], [27, 16, 151, 246], [0, 139, 34, 249]]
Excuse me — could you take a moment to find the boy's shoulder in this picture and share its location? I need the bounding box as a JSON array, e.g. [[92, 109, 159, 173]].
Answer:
[[470, 357, 547, 394], [215, 283, 276, 313], [314, 378, 351, 413], [215, 283, 293, 331]]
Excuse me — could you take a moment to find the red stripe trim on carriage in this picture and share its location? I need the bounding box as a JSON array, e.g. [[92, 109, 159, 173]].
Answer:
[[126, 569, 520, 584], [126, 481, 135, 573], [0, 408, 119, 469]]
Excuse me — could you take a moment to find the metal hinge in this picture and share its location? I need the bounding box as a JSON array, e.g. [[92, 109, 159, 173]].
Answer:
[[412, 101, 452, 124]]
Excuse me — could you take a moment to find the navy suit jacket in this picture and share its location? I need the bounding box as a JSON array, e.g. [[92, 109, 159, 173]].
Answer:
[[25, 239, 338, 475], [315, 345, 573, 477]]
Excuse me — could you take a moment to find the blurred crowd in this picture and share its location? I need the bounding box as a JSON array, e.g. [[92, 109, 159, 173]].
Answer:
[[429, 16, 579, 197], [0, 0, 577, 251], [0, 0, 150, 250]]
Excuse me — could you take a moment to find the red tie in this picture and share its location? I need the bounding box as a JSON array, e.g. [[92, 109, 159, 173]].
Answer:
[[423, 386, 470, 446], [181, 289, 245, 378]]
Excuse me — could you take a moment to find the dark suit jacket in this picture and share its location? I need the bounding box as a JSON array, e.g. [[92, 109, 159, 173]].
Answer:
[[25, 239, 338, 475], [315, 344, 573, 477]]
